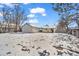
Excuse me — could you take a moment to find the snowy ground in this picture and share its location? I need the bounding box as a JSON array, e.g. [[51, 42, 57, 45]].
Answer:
[[0, 33, 79, 56]]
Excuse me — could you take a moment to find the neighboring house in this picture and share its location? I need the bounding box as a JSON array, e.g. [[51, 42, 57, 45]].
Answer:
[[0, 23, 20, 33], [22, 23, 55, 33], [70, 27, 79, 38]]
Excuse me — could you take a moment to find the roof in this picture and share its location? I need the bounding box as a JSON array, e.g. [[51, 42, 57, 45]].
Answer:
[[22, 23, 55, 29], [70, 26, 79, 30]]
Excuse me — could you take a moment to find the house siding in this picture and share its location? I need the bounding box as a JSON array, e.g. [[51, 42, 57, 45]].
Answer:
[[71, 29, 79, 38], [22, 24, 54, 33]]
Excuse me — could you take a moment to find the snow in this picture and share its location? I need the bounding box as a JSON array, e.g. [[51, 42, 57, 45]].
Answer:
[[0, 33, 79, 56]]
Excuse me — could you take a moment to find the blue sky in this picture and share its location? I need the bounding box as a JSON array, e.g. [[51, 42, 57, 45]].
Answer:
[[21, 3, 60, 27], [0, 3, 78, 27], [0, 3, 61, 27]]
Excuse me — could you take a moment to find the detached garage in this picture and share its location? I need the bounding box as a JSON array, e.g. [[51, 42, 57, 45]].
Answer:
[[22, 23, 39, 33]]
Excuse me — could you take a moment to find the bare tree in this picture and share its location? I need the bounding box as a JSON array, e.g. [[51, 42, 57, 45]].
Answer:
[[0, 21, 2, 32], [12, 3, 27, 32], [1, 3, 27, 32], [2, 5, 12, 32], [52, 3, 79, 30]]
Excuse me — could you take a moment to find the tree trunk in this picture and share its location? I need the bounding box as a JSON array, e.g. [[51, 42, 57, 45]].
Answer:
[[78, 24, 79, 38]]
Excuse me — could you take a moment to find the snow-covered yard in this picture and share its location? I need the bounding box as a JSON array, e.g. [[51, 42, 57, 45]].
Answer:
[[0, 33, 79, 56]]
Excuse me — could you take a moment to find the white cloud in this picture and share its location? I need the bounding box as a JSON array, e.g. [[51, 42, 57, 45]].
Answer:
[[27, 14, 35, 18], [30, 7, 46, 16], [30, 7, 45, 14], [42, 13, 46, 16], [23, 3, 29, 5], [28, 19, 39, 24], [0, 13, 3, 16]]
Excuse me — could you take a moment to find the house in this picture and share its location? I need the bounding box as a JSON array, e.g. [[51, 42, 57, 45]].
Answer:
[[70, 27, 79, 38], [39, 27, 54, 33], [22, 23, 55, 33], [0, 23, 20, 33]]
